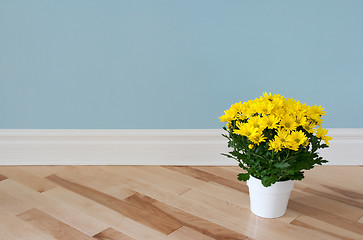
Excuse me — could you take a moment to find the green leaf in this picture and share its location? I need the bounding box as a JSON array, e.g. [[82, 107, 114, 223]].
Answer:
[[261, 175, 277, 187], [237, 173, 250, 181], [274, 162, 290, 168]]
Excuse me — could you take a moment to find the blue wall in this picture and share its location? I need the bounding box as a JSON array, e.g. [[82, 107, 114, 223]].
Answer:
[[1, 0, 362, 129]]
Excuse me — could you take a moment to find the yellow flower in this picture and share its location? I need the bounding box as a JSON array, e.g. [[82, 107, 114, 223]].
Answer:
[[241, 100, 255, 118], [262, 92, 284, 103], [306, 105, 325, 126], [289, 130, 308, 150], [273, 107, 287, 119], [221, 93, 331, 156], [249, 132, 267, 146], [274, 129, 303, 151], [254, 100, 275, 115], [302, 122, 316, 133], [219, 108, 237, 122], [295, 112, 308, 127], [315, 127, 333, 145], [263, 114, 280, 129], [249, 116, 267, 132], [262, 92, 275, 101], [308, 105, 326, 116], [268, 138, 283, 152], [280, 115, 298, 131], [275, 129, 292, 147], [290, 130, 308, 145], [219, 101, 246, 122], [233, 122, 259, 138]]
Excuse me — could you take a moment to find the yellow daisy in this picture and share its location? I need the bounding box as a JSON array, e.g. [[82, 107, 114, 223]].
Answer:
[[280, 115, 298, 131], [315, 127, 333, 145]]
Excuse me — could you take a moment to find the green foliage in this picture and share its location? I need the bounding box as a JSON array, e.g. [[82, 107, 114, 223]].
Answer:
[[222, 126, 329, 187]]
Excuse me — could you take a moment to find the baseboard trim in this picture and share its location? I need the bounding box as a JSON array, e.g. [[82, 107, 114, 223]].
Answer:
[[0, 129, 362, 165]]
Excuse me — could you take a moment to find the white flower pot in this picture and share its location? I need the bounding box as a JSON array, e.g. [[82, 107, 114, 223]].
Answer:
[[247, 176, 294, 218]]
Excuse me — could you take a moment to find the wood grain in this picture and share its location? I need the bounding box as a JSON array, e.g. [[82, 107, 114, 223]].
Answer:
[[0, 165, 361, 240], [0, 166, 56, 192], [164, 166, 250, 193], [42, 186, 170, 240], [0, 173, 7, 181], [0, 209, 57, 240], [46, 174, 182, 235], [125, 193, 246, 240], [93, 227, 135, 240], [0, 179, 107, 236], [18, 208, 94, 240]]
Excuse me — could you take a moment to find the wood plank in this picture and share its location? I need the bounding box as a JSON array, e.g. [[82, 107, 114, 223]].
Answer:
[[0, 188, 32, 215], [0, 209, 57, 240], [42, 186, 171, 240], [0, 165, 361, 240], [0, 230, 16, 240], [0, 166, 56, 192], [358, 216, 363, 224], [46, 174, 183, 235], [0, 173, 7, 181], [138, 166, 300, 224], [194, 166, 242, 183], [18, 208, 95, 240], [164, 166, 249, 194], [45, 166, 136, 200], [126, 193, 246, 240], [303, 185, 363, 209], [20, 165, 77, 178], [134, 166, 206, 190], [167, 226, 215, 240], [106, 166, 191, 195], [0, 179, 108, 237], [303, 166, 363, 193], [291, 215, 362, 240], [290, 189, 362, 221], [121, 181, 327, 240], [288, 200, 363, 235], [93, 227, 135, 240], [320, 184, 363, 200], [164, 166, 219, 182]]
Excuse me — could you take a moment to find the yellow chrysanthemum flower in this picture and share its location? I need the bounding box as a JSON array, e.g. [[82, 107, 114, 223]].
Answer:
[[302, 122, 316, 133], [308, 105, 326, 116], [315, 127, 333, 145], [249, 116, 267, 132], [289, 130, 308, 151], [219, 108, 237, 122], [254, 100, 275, 115], [249, 132, 267, 146], [273, 107, 287, 119], [262, 92, 284, 102], [295, 112, 308, 127], [233, 122, 259, 138], [280, 115, 298, 131], [305, 105, 325, 126], [219, 101, 246, 122], [268, 138, 283, 152], [242, 100, 255, 118], [263, 114, 280, 129], [276, 129, 292, 145]]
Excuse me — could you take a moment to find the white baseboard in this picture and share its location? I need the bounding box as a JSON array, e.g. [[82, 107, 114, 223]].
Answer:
[[0, 129, 362, 165]]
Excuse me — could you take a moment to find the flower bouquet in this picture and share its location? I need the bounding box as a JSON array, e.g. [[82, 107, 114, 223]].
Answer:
[[220, 93, 332, 187]]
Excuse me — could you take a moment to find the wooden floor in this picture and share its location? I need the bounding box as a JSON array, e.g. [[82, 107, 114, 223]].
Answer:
[[0, 166, 362, 240]]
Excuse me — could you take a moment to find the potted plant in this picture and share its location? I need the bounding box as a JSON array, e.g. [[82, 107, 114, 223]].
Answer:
[[220, 93, 332, 218]]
